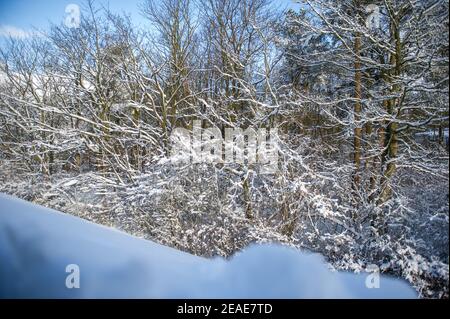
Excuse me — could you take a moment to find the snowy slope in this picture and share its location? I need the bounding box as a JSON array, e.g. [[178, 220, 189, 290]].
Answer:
[[0, 193, 416, 298]]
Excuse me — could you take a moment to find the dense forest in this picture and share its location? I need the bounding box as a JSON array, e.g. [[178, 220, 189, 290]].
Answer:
[[0, 0, 448, 298]]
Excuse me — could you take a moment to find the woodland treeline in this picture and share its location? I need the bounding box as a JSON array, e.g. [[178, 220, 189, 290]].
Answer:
[[0, 0, 448, 297]]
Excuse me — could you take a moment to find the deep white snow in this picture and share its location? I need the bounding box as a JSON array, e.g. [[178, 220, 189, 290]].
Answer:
[[0, 193, 417, 298]]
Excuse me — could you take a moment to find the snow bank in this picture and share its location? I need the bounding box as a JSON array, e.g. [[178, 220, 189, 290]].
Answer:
[[0, 193, 416, 298]]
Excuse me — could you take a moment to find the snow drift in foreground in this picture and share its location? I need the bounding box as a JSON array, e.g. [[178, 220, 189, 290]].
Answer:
[[0, 193, 416, 298]]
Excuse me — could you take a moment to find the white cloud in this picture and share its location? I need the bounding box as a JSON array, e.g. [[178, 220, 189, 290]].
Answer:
[[0, 25, 36, 39]]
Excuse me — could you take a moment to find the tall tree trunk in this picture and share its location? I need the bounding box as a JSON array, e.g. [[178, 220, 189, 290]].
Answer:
[[379, 15, 401, 204], [352, 31, 362, 197], [242, 173, 254, 220]]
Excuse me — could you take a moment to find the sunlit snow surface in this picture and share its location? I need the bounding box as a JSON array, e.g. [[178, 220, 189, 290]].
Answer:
[[0, 193, 416, 298]]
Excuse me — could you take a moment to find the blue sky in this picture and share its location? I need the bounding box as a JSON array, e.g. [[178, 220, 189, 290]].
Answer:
[[0, 0, 298, 40], [0, 0, 144, 37]]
